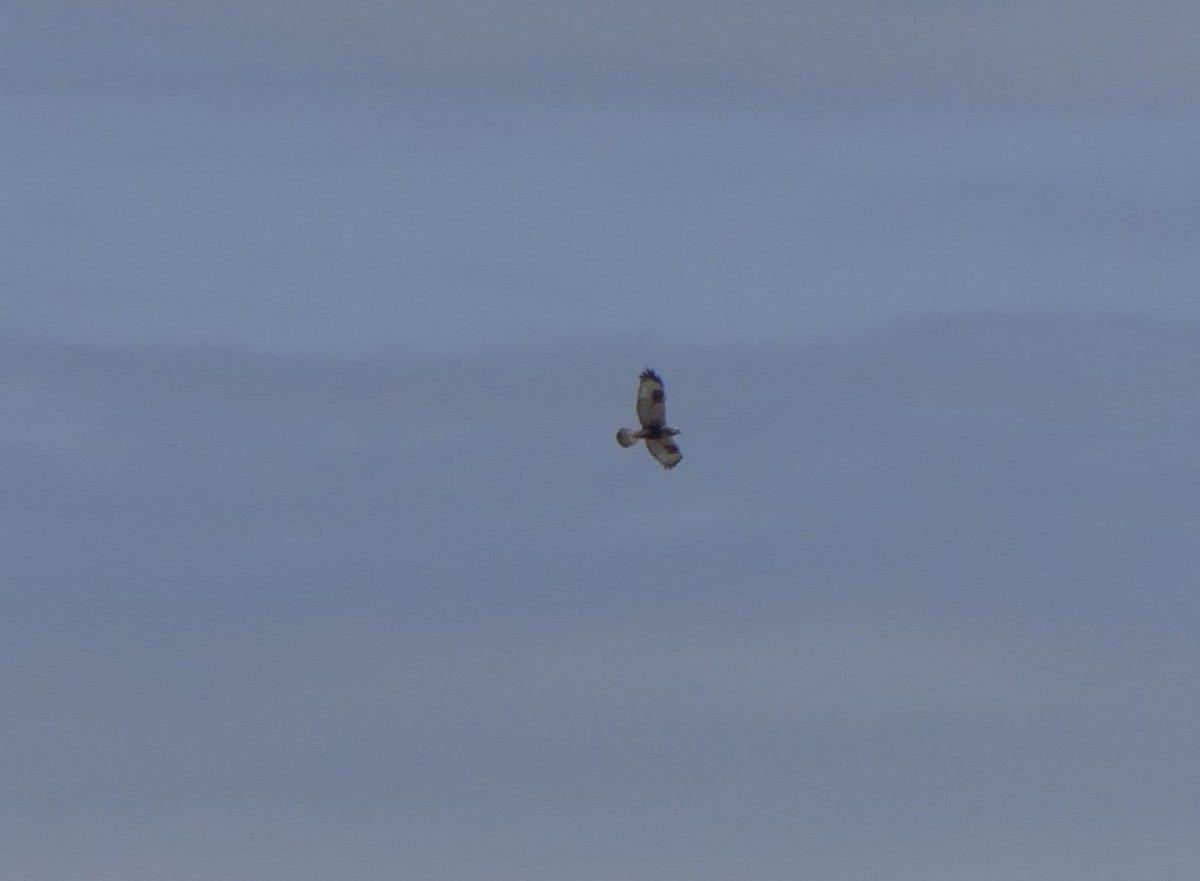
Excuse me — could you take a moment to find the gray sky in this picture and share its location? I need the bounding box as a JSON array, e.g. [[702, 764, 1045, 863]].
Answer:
[[4, 4, 1200, 880], [8, 1, 1200, 110]]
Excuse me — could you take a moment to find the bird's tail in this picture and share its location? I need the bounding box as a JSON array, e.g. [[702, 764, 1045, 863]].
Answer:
[[615, 428, 637, 448]]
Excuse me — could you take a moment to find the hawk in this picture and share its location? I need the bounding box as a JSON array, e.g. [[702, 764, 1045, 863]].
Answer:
[[616, 368, 682, 469]]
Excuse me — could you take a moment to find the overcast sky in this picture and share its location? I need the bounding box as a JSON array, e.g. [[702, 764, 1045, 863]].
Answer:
[[4, 4, 1200, 880]]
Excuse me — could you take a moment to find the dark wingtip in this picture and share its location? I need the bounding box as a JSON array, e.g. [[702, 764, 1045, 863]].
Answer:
[[640, 368, 662, 382]]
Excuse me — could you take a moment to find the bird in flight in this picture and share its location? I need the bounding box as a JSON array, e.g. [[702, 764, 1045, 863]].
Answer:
[[616, 368, 682, 469]]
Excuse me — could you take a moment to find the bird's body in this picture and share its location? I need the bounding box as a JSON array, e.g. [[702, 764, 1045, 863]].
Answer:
[[616, 369, 682, 469]]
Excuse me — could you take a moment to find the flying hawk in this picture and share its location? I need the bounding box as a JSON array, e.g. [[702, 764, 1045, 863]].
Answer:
[[616, 368, 682, 469]]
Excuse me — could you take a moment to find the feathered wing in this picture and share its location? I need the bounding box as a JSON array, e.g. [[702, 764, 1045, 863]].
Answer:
[[635, 369, 667, 428], [645, 436, 682, 470]]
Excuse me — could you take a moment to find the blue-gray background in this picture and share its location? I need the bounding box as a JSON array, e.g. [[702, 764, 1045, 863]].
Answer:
[[4, 4, 1199, 879]]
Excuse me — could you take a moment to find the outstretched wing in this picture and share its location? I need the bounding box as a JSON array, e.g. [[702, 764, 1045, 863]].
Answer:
[[645, 436, 682, 470], [635, 369, 667, 428]]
